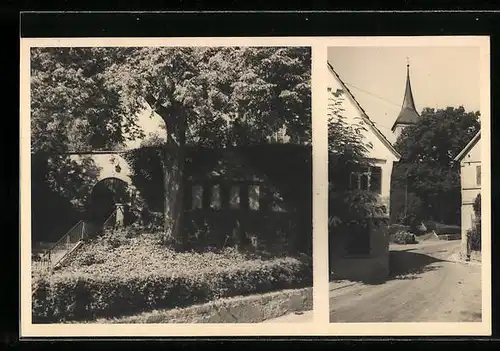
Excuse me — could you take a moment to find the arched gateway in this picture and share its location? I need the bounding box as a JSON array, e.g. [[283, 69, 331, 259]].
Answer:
[[66, 151, 137, 232]]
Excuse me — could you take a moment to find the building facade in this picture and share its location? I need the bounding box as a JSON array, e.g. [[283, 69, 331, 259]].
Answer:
[[327, 62, 401, 282], [454, 131, 481, 257]]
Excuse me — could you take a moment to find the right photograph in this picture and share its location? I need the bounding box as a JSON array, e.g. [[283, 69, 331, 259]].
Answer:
[[327, 46, 483, 323]]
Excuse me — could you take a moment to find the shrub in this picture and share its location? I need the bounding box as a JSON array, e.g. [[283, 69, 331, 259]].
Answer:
[[388, 224, 411, 235], [329, 190, 387, 231], [32, 234, 312, 323], [391, 231, 417, 245], [33, 257, 311, 323], [468, 193, 481, 251], [468, 227, 481, 251]]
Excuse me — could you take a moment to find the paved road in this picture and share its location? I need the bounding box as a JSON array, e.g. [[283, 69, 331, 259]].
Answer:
[[330, 240, 482, 323]]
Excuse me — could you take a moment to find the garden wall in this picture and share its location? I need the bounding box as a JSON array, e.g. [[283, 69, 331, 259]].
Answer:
[[146, 144, 313, 254]]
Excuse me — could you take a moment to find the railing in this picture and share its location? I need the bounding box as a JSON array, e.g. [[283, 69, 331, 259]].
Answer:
[[33, 208, 119, 277], [41, 220, 86, 268], [102, 208, 118, 232]]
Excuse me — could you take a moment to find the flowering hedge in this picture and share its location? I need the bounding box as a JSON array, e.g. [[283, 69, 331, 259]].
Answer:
[[32, 232, 311, 323]]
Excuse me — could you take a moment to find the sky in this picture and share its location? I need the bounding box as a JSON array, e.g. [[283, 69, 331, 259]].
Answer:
[[125, 46, 482, 149], [125, 108, 166, 149], [327, 46, 481, 143]]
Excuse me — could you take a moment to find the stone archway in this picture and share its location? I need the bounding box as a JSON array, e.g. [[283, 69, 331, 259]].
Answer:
[[86, 177, 132, 227]]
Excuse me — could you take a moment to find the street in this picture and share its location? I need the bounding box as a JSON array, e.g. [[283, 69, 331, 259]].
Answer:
[[330, 240, 482, 323]]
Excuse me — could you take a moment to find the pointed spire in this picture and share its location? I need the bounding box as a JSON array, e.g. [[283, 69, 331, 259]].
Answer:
[[402, 61, 417, 111], [391, 60, 420, 132]]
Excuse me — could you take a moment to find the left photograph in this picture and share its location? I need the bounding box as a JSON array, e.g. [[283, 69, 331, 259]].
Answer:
[[29, 46, 313, 324]]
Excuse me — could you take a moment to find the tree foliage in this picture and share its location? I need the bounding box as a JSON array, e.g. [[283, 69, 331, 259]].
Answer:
[[391, 106, 480, 225], [327, 89, 384, 235], [106, 47, 311, 146], [30, 46, 312, 247], [31, 47, 138, 153], [327, 90, 370, 192]]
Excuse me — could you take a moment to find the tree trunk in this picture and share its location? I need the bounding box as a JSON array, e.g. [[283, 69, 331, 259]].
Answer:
[[160, 106, 187, 248]]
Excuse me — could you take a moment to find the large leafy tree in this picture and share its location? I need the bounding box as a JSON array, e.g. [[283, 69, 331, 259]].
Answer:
[[31, 46, 311, 246], [391, 106, 480, 225]]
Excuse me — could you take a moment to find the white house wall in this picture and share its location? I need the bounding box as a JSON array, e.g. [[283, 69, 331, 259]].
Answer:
[[327, 68, 398, 212], [459, 138, 481, 256]]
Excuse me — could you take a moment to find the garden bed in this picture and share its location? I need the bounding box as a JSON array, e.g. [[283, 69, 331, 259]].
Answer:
[[32, 230, 312, 323]]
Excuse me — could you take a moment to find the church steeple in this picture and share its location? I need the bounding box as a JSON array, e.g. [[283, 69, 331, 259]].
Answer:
[[391, 60, 420, 136]]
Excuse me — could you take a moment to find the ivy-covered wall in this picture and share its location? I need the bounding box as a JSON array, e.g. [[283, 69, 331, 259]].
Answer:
[[126, 144, 312, 254]]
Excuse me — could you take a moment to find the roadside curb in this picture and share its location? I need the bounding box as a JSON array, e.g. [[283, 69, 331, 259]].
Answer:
[[99, 287, 313, 324]]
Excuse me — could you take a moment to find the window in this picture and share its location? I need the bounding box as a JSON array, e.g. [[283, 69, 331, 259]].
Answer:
[[210, 185, 221, 210], [248, 185, 260, 211], [349, 166, 382, 194], [192, 185, 203, 210], [360, 173, 369, 190], [229, 185, 240, 209], [369, 167, 382, 194], [349, 172, 359, 190], [476, 165, 481, 186]]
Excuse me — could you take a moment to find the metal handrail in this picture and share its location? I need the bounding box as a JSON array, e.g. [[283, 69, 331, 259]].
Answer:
[[102, 208, 117, 230], [43, 220, 83, 256], [40, 220, 85, 268]]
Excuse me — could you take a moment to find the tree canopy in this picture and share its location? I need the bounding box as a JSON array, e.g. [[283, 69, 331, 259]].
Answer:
[[30, 46, 312, 246], [391, 106, 480, 225], [31, 46, 311, 153]]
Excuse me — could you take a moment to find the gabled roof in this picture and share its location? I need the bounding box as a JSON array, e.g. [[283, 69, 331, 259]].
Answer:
[[391, 64, 420, 131], [327, 62, 401, 160], [454, 130, 481, 162]]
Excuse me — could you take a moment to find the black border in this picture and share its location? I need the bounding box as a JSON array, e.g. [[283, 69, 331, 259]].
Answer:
[[8, 9, 500, 346], [18, 11, 500, 38]]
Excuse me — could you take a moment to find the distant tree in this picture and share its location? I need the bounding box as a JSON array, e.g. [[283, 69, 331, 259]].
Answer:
[[391, 106, 480, 225], [31, 47, 311, 247]]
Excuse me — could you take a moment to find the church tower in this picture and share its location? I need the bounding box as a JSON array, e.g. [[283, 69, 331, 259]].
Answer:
[[391, 61, 420, 140]]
